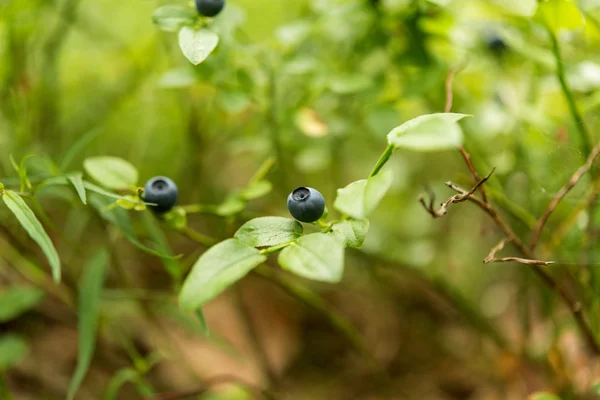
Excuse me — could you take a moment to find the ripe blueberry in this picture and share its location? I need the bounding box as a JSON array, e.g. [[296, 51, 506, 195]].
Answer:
[[287, 187, 325, 223], [143, 176, 178, 213], [195, 0, 225, 17]]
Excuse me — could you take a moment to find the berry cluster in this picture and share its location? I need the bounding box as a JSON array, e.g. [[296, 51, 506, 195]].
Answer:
[[143, 177, 326, 223]]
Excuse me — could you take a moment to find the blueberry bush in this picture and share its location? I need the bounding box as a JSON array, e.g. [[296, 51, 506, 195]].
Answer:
[[2, 0, 600, 399]]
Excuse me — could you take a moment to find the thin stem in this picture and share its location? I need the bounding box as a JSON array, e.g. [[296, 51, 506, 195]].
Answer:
[[0, 373, 12, 400], [178, 227, 218, 247], [180, 204, 219, 214], [369, 144, 395, 178], [548, 28, 592, 157]]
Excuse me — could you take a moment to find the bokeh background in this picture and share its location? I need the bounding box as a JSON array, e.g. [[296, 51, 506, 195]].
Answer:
[[3, 0, 600, 398]]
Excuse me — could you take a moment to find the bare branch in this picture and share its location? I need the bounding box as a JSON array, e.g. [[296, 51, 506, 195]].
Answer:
[[484, 239, 555, 265], [530, 140, 600, 250], [419, 169, 495, 218]]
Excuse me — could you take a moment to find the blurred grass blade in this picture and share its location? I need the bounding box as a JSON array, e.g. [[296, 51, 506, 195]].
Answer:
[[89, 195, 180, 259], [141, 212, 182, 282], [196, 308, 209, 336], [67, 172, 87, 204], [60, 127, 104, 170], [2, 190, 61, 282], [83, 181, 149, 205], [104, 367, 139, 400], [67, 250, 108, 400], [0, 287, 44, 323], [9, 154, 34, 193]]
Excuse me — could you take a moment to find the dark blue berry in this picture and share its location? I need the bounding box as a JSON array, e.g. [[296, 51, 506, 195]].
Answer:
[[195, 0, 225, 17], [143, 176, 178, 213], [488, 36, 507, 53], [287, 187, 325, 223]]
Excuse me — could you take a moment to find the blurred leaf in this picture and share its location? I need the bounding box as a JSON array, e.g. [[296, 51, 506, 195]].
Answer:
[[10, 154, 34, 193], [334, 169, 393, 220], [83, 156, 139, 190], [493, 0, 538, 16], [67, 250, 108, 400], [0, 373, 11, 400], [330, 219, 370, 248], [217, 91, 251, 114], [196, 308, 210, 337], [89, 195, 180, 259], [278, 233, 344, 283], [537, 0, 584, 32], [235, 217, 303, 247], [179, 27, 219, 65], [216, 196, 245, 216], [295, 108, 328, 137], [179, 239, 266, 310], [157, 68, 197, 89], [329, 74, 372, 94], [387, 113, 468, 151], [2, 190, 61, 282], [240, 180, 272, 201], [152, 5, 197, 32], [0, 287, 44, 323], [83, 181, 148, 205], [0, 335, 29, 370], [528, 393, 562, 400], [142, 212, 182, 281], [60, 128, 104, 170], [67, 172, 87, 205], [592, 381, 600, 393]]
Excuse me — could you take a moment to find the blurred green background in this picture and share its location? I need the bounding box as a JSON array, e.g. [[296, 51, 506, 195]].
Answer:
[[3, 0, 600, 398]]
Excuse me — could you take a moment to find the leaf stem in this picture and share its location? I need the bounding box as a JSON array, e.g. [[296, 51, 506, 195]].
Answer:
[[548, 28, 592, 157], [369, 144, 395, 178]]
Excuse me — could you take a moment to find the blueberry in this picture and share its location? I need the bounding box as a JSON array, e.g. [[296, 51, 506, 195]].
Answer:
[[143, 176, 178, 213], [195, 0, 225, 17], [488, 36, 507, 53], [287, 187, 325, 223]]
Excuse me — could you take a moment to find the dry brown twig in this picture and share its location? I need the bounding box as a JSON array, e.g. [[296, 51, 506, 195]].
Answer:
[[484, 237, 554, 266]]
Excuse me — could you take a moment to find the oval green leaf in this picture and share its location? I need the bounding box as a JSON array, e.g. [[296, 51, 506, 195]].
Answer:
[[333, 169, 393, 220], [67, 172, 87, 204], [278, 233, 345, 283], [0, 335, 29, 370], [179, 27, 219, 65], [152, 5, 197, 32], [67, 250, 108, 400], [2, 190, 61, 282], [179, 239, 267, 310], [235, 217, 303, 248], [83, 156, 138, 190], [387, 113, 469, 151], [0, 287, 44, 323], [330, 219, 370, 248]]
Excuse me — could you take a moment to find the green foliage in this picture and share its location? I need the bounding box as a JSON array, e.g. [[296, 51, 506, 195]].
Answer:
[[152, 6, 198, 32], [178, 27, 220, 65], [330, 219, 370, 249], [83, 157, 139, 191], [334, 169, 393, 220], [2, 190, 61, 282], [537, 0, 585, 33], [234, 217, 303, 247], [528, 393, 563, 400], [179, 239, 267, 310], [67, 250, 108, 400], [0, 287, 44, 323], [278, 233, 345, 283], [67, 172, 87, 205], [387, 113, 469, 151]]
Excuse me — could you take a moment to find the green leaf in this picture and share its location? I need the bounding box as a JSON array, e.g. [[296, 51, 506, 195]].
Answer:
[[67, 172, 87, 205], [0, 287, 44, 323], [67, 250, 108, 400], [240, 181, 272, 201], [89, 195, 180, 259], [141, 212, 182, 281], [2, 190, 61, 282], [178, 27, 219, 65], [333, 169, 393, 220], [330, 219, 370, 248], [234, 217, 303, 248], [387, 113, 469, 151], [157, 68, 197, 89], [0, 335, 29, 370], [83, 181, 148, 205], [10, 154, 34, 193], [528, 393, 562, 400], [152, 5, 197, 32], [196, 308, 210, 337], [216, 196, 245, 216], [537, 0, 584, 33], [179, 239, 266, 310], [592, 381, 600, 394], [83, 156, 139, 190], [278, 233, 345, 283]]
